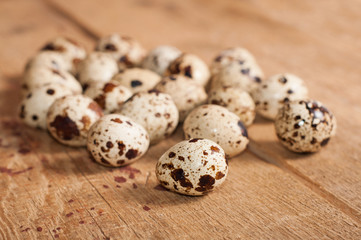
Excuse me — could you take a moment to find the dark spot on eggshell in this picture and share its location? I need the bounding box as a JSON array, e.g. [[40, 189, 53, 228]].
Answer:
[[254, 76, 262, 83], [169, 76, 176, 80], [32, 115, 38, 121], [310, 138, 317, 144], [237, 121, 248, 138], [294, 122, 302, 129], [104, 43, 117, 51], [117, 141, 126, 156], [117, 160, 125, 165], [155, 112, 161, 118], [126, 121, 132, 126], [168, 152, 176, 158], [215, 171, 225, 180], [195, 175, 215, 192], [189, 138, 202, 143], [101, 146, 109, 153], [106, 141, 113, 148], [94, 94, 106, 109], [111, 118, 123, 123], [50, 115, 80, 140], [125, 149, 138, 159], [171, 169, 193, 189], [279, 76, 287, 84], [82, 83, 89, 92], [148, 89, 161, 95], [119, 55, 133, 67], [88, 102, 103, 117], [210, 146, 220, 153], [287, 89, 294, 94], [214, 55, 222, 62], [321, 138, 330, 146], [103, 82, 117, 93], [162, 163, 174, 170], [178, 156, 185, 161], [47, 89, 55, 95], [241, 68, 250, 75], [184, 66, 192, 78], [131, 80, 143, 88], [41, 43, 65, 52], [203, 151, 208, 155], [160, 181, 169, 186], [100, 157, 111, 165], [164, 113, 170, 119]]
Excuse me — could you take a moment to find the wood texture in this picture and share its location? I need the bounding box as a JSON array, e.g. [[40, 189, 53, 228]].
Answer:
[[0, 0, 360, 239]]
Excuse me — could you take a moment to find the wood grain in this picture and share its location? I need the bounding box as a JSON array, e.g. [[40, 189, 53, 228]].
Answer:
[[1, 121, 360, 239], [0, 0, 360, 239], [48, 0, 361, 217]]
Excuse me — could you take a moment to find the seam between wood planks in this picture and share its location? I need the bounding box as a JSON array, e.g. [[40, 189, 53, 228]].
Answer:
[[33, 0, 361, 227], [42, 0, 99, 40], [247, 143, 361, 225]]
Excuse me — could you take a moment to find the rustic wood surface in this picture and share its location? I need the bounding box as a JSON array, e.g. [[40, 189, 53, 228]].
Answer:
[[0, 0, 360, 239]]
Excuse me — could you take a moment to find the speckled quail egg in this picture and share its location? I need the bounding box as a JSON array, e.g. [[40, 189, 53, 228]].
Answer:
[[165, 53, 210, 86], [208, 86, 255, 126], [154, 75, 207, 122], [40, 37, 86, 74], [111, 68, 161, 94], [275, 100, 336, 153], [22, 67, 82, 95], [84, 81, 132, 114], [25, 51, 68, 72], [251, 73, 309, 120], [47, 95, 103, 147], [156, 138, 228, 196], [183, 105, 249, 158], [87, 114, 149, 167], [119, 90, 179, 144], [141, 45, 182, 75], [78, 52, 118, 88], [209, 60, 264, 93], [19, 83, 74, 129], [210, 47, 258, 75], [95, 33, 146, 70]]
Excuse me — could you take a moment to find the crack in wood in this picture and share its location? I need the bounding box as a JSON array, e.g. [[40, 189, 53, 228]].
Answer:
[[42, 0, 99, 40]]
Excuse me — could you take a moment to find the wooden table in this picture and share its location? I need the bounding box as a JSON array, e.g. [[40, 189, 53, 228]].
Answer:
[[1, 0, 360, 239]]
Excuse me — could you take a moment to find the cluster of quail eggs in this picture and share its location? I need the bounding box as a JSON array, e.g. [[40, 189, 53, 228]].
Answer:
[[19, 34, 336, 196]]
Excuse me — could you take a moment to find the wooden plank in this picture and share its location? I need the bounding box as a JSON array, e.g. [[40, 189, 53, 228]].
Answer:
[[0, 0, 360, 238], [0, 0, 94, 77], [1, 121, 360, 239], [48, 0, 361, 218]]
